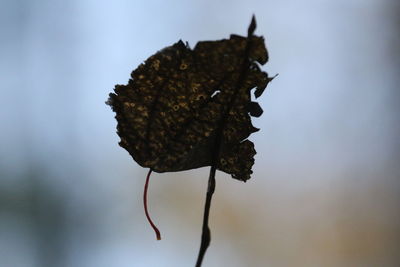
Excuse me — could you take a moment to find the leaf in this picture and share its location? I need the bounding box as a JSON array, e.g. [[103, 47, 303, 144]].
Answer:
[[107, 16, 275, 267], [107, 16, 272, 182]]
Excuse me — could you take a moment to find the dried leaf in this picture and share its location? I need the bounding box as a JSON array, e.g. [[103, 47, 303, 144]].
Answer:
[[107, 16, 272, 181]]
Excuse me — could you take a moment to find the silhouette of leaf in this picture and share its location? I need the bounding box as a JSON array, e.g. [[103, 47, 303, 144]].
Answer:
[[107, 16, 275, 267], [107, 16, 272, 182]]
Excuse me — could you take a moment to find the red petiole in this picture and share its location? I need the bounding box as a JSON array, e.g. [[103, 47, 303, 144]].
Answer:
[[143, 169, 161, 240]]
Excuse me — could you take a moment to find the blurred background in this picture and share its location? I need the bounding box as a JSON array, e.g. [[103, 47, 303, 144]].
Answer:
[[1, 0, 399, 266]]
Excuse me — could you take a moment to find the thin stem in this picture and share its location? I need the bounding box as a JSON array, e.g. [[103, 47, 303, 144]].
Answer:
[[194, 17, 255, 265], [143, 169, 161, 240], [195, 165, 217, 267]]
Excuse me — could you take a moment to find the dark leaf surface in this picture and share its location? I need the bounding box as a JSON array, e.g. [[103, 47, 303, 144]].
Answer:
[[108, 17, 272, 181]]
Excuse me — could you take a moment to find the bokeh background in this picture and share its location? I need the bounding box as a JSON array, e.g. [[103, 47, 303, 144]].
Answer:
[[1, 0, 399, 266]]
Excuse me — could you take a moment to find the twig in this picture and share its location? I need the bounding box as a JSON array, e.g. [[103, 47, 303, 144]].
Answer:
[[195, 165, 217, 267]]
